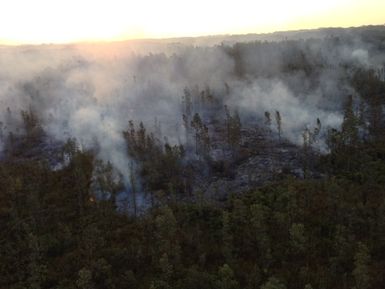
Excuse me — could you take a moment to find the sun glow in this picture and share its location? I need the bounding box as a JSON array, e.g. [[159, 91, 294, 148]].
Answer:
[[0, 0, 384, 44]]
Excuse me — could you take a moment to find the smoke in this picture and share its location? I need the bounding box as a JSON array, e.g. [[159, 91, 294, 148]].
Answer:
[[230, 79, 343, 145], [0, 29, 384, 180]]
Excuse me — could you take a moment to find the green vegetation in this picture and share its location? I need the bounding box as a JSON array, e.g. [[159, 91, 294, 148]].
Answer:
[[1, 35, 385, 288], [1, 84, 385, 289]]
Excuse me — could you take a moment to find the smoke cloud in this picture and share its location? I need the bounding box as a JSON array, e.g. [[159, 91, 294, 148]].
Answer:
[[0, 29, 383, 179]]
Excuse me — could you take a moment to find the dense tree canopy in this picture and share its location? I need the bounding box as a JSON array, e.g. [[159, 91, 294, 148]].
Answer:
[[1, 32, 385, 289]]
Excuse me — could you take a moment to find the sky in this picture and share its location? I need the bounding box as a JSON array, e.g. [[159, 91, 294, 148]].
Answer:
[[0, 0, 384, 44]]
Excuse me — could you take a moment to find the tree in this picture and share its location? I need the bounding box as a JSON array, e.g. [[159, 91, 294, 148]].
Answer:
[[312, 118, 321, 143], [368, 94, 383, 142], [91, 160, 123, 206], [21, 108, 43, 141], [224, 105, 231, 143], [326, 128, 343, 152], [27, 232, 47, 289], [129, 161, 138, 215], [182, 87, 193, 119], [265, 111, 272, 129], [137, 121, 147, 155], [120, 270, 137, 289], [250, 203, 272, 271], [183, 113, 191, 146], [190, 113, 210, 157], [302, 127, 312, 178], [154, 206, 181, 266], [202, 124, 211, 157], [275, 111, 282, 143], [341, 95, 359, 146], [352, 242, 371, 289], [222, 211, 233, 262], [181, 268, 217, 289], [224, 106, 242, 153], [260, 277, 286, 289], [289, 223, 306, 253], [159, 253, 173, 284], [0, 121, 4, 140], [62, 138, 78, 162], [216, 264, 239, 289], [229, 110, 242, 151], [76, 268, 94, 289], [191, 113, 203, 155]]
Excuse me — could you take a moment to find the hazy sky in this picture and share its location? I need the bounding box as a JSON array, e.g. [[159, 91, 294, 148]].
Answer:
[[0, 0, 384, 44]]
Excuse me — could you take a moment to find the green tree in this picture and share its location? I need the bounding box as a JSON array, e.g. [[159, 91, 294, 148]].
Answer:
[[260, 277, 286, 289], [76, 268, 93, 289], [352, 243, 371, 289], [27, 232, 47, 289], [92, 160, 123, 206], [222, 211, 233, 262], [155, 206, 181, 267], [289, 223, 306, 253], [216, 264, 239, 289]]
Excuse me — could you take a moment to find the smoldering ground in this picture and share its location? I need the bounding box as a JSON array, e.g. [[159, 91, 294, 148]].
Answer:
[[0, 29, 384, 181]]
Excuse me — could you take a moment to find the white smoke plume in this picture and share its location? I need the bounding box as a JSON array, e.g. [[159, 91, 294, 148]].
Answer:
[[0, 28, 384, 180]]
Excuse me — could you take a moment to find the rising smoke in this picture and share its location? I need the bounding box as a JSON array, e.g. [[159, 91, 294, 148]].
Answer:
[[0, 29, 384, 181]]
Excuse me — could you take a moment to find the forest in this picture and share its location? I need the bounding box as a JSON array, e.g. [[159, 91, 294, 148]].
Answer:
[[0, 26, 385, 289]]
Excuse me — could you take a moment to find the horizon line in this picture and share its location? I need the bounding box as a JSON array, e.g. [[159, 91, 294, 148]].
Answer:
[[1, 23, 384, 47]]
